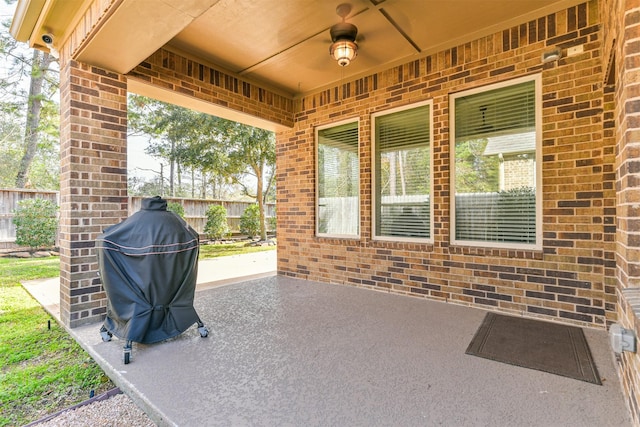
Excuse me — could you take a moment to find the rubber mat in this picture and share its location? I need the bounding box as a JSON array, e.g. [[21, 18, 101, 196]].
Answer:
[[466, 312, 601, 385]]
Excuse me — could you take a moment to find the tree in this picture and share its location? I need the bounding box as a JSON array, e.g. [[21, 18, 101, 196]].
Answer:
[[128, 95, 232, 198], [0, 18, 59, 189], [14, 50, 55, 187], [455, 138, 499, 193], [127, 95, 277, 235], [225, 124, 276, 240]]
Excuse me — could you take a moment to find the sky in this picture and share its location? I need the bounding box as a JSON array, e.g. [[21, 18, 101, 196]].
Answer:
[[0, 1, 161, 181]]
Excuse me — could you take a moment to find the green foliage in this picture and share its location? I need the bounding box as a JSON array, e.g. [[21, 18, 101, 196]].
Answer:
[[204, 204, 230, 240], [127, 95, 276, 202], [499, 186, 535, 198], [268, 211, 277, 231], [454, 138, 499, 193], [0, 24, 60, 190], [128, 95, 233, 198], [240, 204, 261, 238], [12, 198, 58, 251], [0, 257, 113, 426], [167, 201, 185, 217]]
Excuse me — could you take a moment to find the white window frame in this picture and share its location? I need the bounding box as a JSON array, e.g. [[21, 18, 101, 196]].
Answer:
[[450, 74, 542, 250], [372, 100, 434, 243], [315, 118, 360, 239]]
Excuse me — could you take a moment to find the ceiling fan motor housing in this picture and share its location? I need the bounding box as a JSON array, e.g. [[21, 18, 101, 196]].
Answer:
[[329, 22, 358, 66], [330, 22, 358, 43]]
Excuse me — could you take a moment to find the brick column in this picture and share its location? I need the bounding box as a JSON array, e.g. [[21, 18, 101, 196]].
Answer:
[[616, 2, 640, 291], [611, 0, 640, 423], [59, 60, 128, 328]]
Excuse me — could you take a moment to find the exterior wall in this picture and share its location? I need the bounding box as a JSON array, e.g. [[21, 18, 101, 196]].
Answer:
[[502, 156, 536, 190], [129, 48, 294, 129], [277, 1, 616, 329], [49, 0, 640, 421], [603, 0, 640, 422], [56, 45, 295, 327], [59, 60, 128, 327]]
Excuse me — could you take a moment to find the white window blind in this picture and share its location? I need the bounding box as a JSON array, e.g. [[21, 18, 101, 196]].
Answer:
[[374, 104, 431, 239], [455, 81, 535, 140], [317, 121, 359, 237], [454, 79, 537, 246]]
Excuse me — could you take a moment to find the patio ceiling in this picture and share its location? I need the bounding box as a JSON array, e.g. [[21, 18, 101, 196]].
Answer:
[[13, 0, 585, 98]]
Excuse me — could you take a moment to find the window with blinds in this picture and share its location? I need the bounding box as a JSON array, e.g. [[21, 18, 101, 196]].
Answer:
[[317, 121, 359, 237], [451, 76, 540, 248], [373, 102, 432, 241]]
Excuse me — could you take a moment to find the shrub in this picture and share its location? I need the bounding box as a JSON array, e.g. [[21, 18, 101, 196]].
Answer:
[[267, 206, 276, 232], [204, 204, 230, 240], [268, 214, 276, 232], [12, 198, 58, 251], [167, 202, 185, 218], [240, 204, 261, 238]]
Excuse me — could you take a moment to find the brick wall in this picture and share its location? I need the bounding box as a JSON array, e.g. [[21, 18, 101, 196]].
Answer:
[[277, 1, 615, 329], [503, 157, 535, 190], [59, 60, 128, 328], [602, 0, 640, 422], [129, 48, 295, 129]]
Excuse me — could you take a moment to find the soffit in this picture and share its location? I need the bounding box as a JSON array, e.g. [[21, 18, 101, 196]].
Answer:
[[13, 0, 586, 97], [168, 0, 585, 96]]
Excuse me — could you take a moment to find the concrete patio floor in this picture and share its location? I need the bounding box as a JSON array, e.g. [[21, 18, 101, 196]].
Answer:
[[25, 253, 631, 426]]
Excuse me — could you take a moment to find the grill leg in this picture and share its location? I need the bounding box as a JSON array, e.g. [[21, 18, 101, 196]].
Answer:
[[123, 341, 132, 364], [197, 320, 209, 338], [99, 325, 112, 342]]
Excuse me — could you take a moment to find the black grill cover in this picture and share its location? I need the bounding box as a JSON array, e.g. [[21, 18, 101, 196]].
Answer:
[[96, 196, 202, 344]]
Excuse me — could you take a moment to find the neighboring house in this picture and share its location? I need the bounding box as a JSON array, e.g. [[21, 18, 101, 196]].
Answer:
[[9, 0, 640, 422], [484, 131, 536, 191]]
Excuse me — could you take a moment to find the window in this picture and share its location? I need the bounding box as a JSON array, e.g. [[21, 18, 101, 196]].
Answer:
[[451, 75, 541, 249], [316, 120, 359, 237], [373, 102, 432, 241]]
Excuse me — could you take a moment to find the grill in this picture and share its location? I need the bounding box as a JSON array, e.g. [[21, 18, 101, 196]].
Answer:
[[96, 196, 208, 364]]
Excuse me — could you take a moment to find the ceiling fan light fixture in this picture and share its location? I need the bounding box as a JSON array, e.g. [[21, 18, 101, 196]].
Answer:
[[329, 13, 358, 67], [330, 39, 357, 67]]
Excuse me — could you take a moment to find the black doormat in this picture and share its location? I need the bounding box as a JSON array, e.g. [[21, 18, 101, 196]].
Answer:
[[465, 312, 602, 385]]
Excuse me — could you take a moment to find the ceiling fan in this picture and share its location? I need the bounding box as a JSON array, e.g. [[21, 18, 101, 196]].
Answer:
[[329, 3, 359, 67]]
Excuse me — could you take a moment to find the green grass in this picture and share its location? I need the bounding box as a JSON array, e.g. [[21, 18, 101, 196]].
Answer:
[[0, 257, 113, 427], [199, 240, 276, 259]]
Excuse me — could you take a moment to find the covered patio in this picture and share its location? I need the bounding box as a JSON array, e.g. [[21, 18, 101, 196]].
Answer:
[[9, 0, 640, 423], [66, 276, 628, 426]]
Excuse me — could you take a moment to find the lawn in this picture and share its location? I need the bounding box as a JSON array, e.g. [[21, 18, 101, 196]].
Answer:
[[0, 242, 276, 426], [199, 240, 276, 258], [0, 257, 113, 427]]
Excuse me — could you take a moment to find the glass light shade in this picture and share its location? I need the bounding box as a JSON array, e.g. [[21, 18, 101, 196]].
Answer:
[[330, 40, 357, 67]]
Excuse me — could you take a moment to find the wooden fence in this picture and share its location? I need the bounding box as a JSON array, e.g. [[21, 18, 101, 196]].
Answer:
[[128, 196, 276, 235], [0, 189, 59, 246], [0, 189, 275, 247]]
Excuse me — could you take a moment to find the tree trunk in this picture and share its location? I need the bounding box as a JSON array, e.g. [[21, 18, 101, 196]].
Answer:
[[201, 170, 206, 199], [177, 161, 182, 194], [169, 140, 175, 196], [15, 51, 53, 188], [160, 163, 164, 196], [255, 163, 267, 240], [191, 169, 195, 198]]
